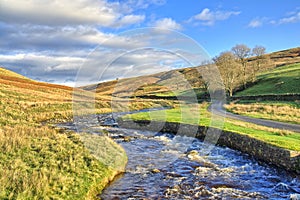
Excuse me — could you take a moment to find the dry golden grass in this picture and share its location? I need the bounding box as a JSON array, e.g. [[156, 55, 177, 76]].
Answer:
[[225, 102, 300, 124]]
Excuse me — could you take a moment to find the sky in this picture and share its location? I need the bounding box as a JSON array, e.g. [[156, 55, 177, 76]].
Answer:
[[0, 0, 299, 86]]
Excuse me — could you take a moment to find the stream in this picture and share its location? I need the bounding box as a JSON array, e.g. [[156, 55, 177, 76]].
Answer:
[[61, 112, 300, 199]]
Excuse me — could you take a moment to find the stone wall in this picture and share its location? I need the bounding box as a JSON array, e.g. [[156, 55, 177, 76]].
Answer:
[[231, 93, 300, 102], [117, 119, 300, 174]]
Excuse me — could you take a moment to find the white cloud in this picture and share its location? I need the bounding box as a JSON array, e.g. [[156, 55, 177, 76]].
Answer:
[[0, 53, 85, 84], [0, 0, 148, 28], [190, 8, 241, 26], [0, 0, 115, 26], [0, 23, 151, 53], [278, 11, 300, 24], [248, 18, 264, 28], [0, 28, 208, 86], [0, 0, 192, 86], [256, 10, 300, 26], [153, 18, 182, 30], [113, 14, 145, 28]]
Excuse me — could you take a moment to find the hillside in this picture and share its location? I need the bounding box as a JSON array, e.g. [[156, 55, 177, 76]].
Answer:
[[268, 47, 300, 66], [83, 66, 206, 99], [86, 47, 300, 99], [0, 67, 127, 199], [235, 63, 300, 96]]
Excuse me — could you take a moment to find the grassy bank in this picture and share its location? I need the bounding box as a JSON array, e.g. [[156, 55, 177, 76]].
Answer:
[[124, 103, 300, 151], [0, 67, 128, 199]]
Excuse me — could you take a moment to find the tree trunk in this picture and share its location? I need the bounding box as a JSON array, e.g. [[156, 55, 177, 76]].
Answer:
[[229, 89, 233, 97]]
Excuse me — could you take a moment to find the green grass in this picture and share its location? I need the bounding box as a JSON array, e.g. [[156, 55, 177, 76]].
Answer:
[[236, 63, 300, 96], [124, 103, 300, 151], [127, 103, 211, 125]]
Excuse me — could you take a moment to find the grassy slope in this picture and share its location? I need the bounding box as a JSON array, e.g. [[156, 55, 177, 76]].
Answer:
[[83, 66, 206, 98], [0, 67, 127, 199], [236, 63, 300, 96]]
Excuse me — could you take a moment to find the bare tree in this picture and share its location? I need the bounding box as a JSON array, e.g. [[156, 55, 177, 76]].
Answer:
[[252, 45, 266, 70], [214, 51, 242, 96], [251, 45, 266, 81], [231, 44, 251, 89]]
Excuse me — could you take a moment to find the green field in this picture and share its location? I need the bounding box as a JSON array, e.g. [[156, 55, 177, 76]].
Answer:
[[236, 63, 300, 96], [125, 103, 300, 151]]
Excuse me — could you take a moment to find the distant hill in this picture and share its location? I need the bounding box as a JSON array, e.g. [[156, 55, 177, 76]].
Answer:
[[83, 47, 300, 98], [0, 67, 72, 94]]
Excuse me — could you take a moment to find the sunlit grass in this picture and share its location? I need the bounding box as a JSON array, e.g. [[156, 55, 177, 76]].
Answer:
[[236, 63, 300, 96], [124, 102, 300, 151]]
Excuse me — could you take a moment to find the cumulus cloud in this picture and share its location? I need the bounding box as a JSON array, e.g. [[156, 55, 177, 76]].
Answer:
[[0, 1, 201, 86], [190, 8, 241, 26], [0, 23, 151, 55], [0, 28, 209, 86], [0, 53, 84, 84], [153, 18, 182, 30], [0, 0, 148, 28], [0, 0, 116, 26]]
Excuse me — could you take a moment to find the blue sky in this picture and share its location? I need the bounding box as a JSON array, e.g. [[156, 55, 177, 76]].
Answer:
[[0, 0, 299, 85]]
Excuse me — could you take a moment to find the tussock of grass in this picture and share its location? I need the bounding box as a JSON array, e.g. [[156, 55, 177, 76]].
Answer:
[[0, 125, 126, 199]]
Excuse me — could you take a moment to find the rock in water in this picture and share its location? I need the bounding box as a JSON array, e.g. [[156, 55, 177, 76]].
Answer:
[[290, 194, 300, 200], [151, 168, 161, 173]]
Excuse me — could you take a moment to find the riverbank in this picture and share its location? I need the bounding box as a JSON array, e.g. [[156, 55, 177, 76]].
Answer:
[[0, 67, 129, 199], [117, 119, 300, 174]]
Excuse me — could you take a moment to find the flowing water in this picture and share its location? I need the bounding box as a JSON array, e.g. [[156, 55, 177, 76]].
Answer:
[[61, 113, 300, 199]]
